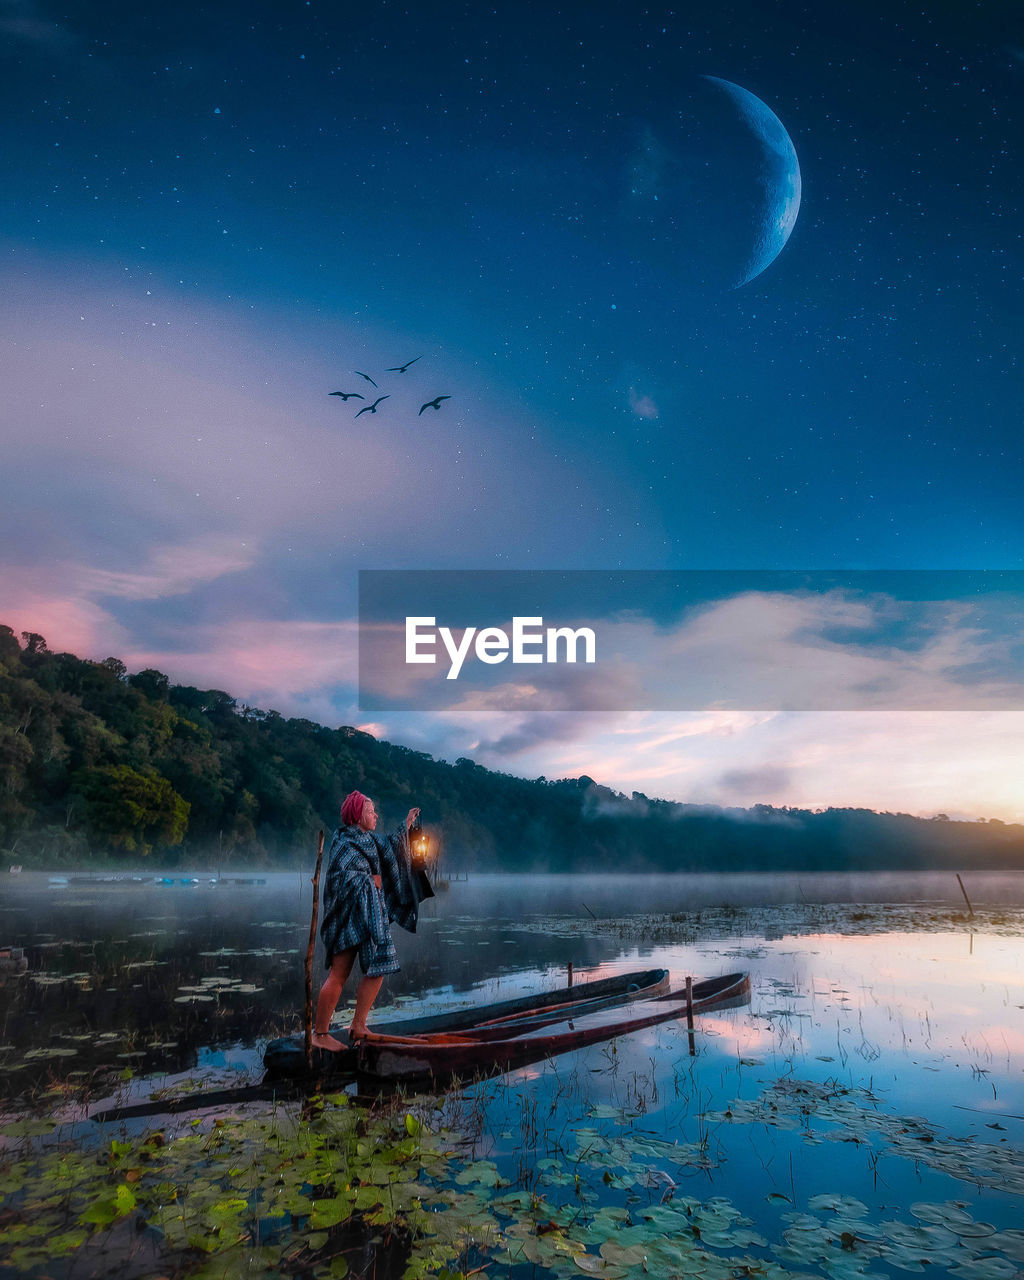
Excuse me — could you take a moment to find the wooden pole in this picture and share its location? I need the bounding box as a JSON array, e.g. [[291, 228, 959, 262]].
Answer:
[[956, 873, 975, 918], [686, 975, 696, 1056], [567, 961, 573, 988], [304, 829, 326, 1068]]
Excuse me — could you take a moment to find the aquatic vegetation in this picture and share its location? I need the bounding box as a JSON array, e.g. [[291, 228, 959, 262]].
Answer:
[[709, 1077, 1024, 1196], [0, 1097, 636, 1277], [505, 903, 1024, 945], [175, 977, 266, 1003], [4, 1085, 1019, 1280]]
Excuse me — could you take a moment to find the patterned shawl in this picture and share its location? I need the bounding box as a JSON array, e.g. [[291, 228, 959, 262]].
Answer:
[[319, 821, 425, 959]]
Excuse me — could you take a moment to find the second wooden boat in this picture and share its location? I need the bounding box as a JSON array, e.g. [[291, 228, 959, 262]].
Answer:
[[356, 971, 751, 1083]]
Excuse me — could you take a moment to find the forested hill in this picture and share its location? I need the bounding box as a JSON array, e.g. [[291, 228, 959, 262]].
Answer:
[[2, 624, 1023, 871]]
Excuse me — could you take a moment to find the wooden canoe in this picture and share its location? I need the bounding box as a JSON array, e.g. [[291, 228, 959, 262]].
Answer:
[[356, 971, 751, 1083], [262, 967, 670, 1077]]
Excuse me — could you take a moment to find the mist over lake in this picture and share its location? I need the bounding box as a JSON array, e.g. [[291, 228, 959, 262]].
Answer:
[[4, 869, 1023, 1081]]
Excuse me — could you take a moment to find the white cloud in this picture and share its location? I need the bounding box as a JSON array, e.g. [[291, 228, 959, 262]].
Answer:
[[77, 535, 259, 600], [0, 0, 74, 49], [373, 593, 1024, 820], [628, 386, 659, 419], [392, 590, 1023, 715], [447, 705, 1024, 822]]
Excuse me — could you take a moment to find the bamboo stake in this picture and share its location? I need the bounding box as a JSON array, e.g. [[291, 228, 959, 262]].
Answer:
[[304, 829, 326, 1068], [567, 961, 573, 988], [956, 873, 974, 918]]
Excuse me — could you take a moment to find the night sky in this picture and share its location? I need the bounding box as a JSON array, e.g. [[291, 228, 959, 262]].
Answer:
[[2, 0, 1021, 818]]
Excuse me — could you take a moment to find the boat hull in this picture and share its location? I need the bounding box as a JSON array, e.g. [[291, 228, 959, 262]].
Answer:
[[357, 971, 751, 1083], [263, 967, 670, 1077]]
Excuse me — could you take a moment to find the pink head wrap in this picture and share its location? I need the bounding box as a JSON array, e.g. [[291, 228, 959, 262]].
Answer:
[[340, 790, 367, 827]]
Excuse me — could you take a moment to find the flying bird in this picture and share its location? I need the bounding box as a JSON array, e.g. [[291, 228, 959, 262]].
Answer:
[[355, 395, 390, 418], [387, 356, 422, 374], [354, 371, 378, 388], [329, 391, 364, 401], [418, 396, 451, 415]]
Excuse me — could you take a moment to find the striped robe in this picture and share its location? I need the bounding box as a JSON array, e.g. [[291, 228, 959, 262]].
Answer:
[[319, 822, 424, 976]]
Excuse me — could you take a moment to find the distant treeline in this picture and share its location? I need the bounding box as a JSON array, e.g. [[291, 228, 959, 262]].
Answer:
[[2, 623, 1023, 871]]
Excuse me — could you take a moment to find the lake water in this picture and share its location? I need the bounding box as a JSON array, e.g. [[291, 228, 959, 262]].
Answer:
[[2, 871, 1023, 1279]]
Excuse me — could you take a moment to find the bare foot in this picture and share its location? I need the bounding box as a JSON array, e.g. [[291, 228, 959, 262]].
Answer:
[[348, 1025, 373, 1043], [311, 1031, 344, 1052]]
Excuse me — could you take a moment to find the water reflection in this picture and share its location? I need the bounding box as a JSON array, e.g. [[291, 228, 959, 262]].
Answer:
[[2, 873, 1023, 1101], [0, 878, 1018, 1158]]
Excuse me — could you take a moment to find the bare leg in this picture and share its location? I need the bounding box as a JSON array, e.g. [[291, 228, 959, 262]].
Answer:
[[350, 975, 384, 1039], [312, 949, 356, 1051]]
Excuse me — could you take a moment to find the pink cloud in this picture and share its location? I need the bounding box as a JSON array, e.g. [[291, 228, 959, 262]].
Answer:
[[126, 619, 360, 702], [0, 587, 128, 659]]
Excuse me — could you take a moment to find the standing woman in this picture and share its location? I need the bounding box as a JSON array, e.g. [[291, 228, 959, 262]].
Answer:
[[312, 790, 425, 1050]]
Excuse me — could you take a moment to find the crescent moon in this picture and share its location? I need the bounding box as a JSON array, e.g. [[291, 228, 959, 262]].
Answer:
[[703, 76, 802, 287]]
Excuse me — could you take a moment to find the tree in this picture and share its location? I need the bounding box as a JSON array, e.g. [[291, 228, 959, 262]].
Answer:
[[76, 765, 189, 854], [0, 723, 35, 841], [5, 625, 1024, 873], [0, 625, 20, 663], [129, 669, 170, 701]]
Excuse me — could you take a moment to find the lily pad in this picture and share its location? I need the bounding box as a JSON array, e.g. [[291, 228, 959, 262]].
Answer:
[[948, 1259, 1022, 1280], [988, 1231, 1024, 1263], [809, 1194, 870, 1218], [909, 1202, 978, 1228]]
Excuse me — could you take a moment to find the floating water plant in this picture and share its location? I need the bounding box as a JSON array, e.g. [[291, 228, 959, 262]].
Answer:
[[6, 1082, 1019, 1280], [708, 1078, 1024, 1197]]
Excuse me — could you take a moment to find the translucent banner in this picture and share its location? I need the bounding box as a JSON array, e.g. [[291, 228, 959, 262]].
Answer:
[[357, 570, 1024, 711]]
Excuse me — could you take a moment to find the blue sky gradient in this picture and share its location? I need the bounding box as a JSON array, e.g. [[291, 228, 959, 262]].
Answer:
[[1, 0, 1021, 818]]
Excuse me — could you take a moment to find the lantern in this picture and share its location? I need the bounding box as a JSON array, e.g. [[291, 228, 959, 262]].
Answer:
[[410, 818, 432, 865], [409, 818, 435, 900]]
